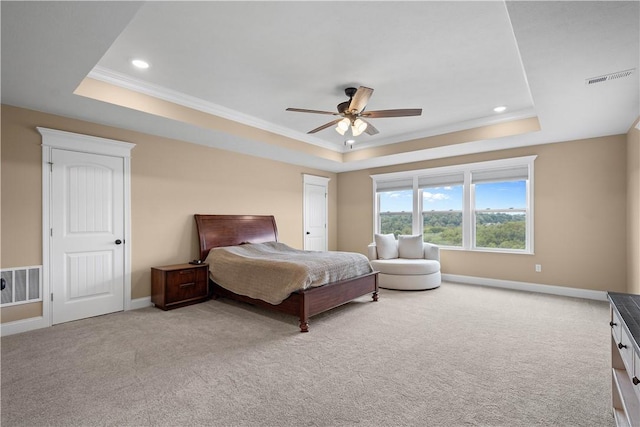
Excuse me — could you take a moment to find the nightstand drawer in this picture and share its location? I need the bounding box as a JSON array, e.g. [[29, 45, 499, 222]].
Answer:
[[165, 268, 207, 304], [151, 263, 209, 310]]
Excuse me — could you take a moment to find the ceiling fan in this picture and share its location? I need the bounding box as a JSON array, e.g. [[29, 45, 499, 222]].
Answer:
[[286, 86, 422, 140]]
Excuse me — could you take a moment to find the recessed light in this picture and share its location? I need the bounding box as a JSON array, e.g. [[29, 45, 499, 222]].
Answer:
[[493, 106, 507, 113], [131, 59, 149, 69]]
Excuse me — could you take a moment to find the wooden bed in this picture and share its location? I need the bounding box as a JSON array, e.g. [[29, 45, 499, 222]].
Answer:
[[194, 214, 378, 332]]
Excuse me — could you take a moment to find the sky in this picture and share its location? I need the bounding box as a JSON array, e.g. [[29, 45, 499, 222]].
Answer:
[[380, 181, 526, 212]]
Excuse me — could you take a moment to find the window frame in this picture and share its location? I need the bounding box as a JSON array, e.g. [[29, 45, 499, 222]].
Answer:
[[371, 155, 536, 254]]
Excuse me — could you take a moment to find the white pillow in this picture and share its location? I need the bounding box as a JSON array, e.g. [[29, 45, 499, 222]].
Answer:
[[374, 233, 398, 259], [398, 235, 424, 259]]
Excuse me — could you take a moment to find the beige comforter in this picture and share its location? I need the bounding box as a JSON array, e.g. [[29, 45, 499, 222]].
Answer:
[[204, 241, 373, 305]]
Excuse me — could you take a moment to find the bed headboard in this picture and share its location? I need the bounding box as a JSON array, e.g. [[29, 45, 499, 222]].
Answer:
[[194, 214, 279, 260]]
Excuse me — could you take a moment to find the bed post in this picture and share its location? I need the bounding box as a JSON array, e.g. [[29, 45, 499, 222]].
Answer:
[[372, 274, 379, 301], [299, 293, 310, 333]]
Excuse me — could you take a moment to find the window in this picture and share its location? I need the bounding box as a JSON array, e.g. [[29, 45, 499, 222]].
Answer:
[[376, 179, 413, 237], [419, 173, 463, 247], [472, 166, 528, 250], [372, 156, 536, 254]]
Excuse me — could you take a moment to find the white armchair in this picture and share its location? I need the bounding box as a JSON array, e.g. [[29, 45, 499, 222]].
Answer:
[[367, 234, 441, 290]]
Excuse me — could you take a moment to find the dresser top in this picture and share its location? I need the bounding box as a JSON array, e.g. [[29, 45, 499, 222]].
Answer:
[[609, 291, 640, 353]]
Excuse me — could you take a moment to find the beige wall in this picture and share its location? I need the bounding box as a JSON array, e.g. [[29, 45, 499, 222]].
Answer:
[[1, 102, 635, 325], [628, 119, 640, 294], [338, 135, 628, 293], [1, 105, 337, 322]]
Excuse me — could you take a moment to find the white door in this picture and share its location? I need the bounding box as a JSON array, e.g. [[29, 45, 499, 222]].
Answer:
[[51, 149, 125, 324], [303, 176, 329, 251]]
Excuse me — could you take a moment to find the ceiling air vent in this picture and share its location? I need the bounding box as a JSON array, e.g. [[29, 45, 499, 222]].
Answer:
[[585, 68, 635, 85]]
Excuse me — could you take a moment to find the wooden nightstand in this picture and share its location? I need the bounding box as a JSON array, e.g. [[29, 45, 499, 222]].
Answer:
[[151, 263, 209, 310]]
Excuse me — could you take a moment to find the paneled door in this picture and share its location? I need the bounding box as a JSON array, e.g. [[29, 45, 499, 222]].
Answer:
[[50, 149, 125, 324], [303, 175, 329, 251]]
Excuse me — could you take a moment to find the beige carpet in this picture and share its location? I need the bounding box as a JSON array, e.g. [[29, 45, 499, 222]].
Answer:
[[1, 282, 614, 426]]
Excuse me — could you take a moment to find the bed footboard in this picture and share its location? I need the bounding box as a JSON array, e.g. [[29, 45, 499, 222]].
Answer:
[[209, 271, 378, 332]]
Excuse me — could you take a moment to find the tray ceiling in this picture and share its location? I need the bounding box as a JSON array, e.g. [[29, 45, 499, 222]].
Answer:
[[2, 1, 638, 172]]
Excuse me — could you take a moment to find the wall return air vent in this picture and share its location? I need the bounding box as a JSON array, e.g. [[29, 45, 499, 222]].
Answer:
[[585, 68, 635, 85]]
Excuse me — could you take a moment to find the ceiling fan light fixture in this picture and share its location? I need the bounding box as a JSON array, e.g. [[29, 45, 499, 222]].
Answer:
[[352, 118, 367, 136], [493, 105, 507, 113], [335, 118, 350, 135]]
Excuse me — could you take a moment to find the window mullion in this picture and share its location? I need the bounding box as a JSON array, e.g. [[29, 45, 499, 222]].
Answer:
[[374, 192, 380, 234], [463, 171, 472, 250], [413, 177, 421, 236], [526, 178, 532, 253]]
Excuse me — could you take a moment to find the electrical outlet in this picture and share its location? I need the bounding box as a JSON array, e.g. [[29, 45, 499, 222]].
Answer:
[[535, 264, 542, 273]]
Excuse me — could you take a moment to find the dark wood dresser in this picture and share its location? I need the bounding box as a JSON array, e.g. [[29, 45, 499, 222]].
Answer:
[[151, 263, 209, 310]]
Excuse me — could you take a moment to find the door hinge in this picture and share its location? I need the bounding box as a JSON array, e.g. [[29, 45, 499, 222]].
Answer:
[[48, 161, 53, 172], [50, 228, 53, 237], [50, 293, 53, 302]]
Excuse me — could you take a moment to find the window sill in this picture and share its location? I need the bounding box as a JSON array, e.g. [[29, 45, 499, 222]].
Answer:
[[440, 246, 534, 255]]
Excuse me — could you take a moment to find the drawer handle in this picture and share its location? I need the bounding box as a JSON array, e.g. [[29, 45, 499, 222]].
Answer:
[[179, 270, 194, 275], [610, 321, 617, 327], [180, 282, 195, 288], [633, 377, 640, 386], [618, 342, 627, 349]]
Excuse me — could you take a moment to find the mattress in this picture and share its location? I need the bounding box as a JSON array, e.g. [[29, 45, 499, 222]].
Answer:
[[204, 241, 373, 304]]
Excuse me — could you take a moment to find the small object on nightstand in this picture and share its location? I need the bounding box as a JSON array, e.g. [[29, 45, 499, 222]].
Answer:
[[151, 263, 209, 310], [189, 259, 203, 265]]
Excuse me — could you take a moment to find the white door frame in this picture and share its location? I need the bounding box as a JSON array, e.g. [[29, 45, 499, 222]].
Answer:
[[303, 174, 330, 251], [40, 127, 135, 328]]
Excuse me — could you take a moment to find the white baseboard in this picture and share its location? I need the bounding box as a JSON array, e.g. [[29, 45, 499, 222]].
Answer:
[[2, 297, 153, 337], [129, 296, 152, 310], [0, 316, 50, 337], [2, 278, 603, 337], [442, 274, 607, 301]]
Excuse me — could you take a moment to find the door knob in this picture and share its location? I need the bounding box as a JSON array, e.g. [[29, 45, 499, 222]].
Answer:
[[306, 232, 311, 235], [115, 239, 123, 245]]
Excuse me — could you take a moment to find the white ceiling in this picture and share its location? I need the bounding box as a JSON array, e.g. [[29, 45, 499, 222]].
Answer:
[[2, 1, 638, 172]]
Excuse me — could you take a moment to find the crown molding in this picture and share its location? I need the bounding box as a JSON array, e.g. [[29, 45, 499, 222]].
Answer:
[[350, 108, 538, 151], [88, 66, 344, 153], [88, 66, 537, 155]]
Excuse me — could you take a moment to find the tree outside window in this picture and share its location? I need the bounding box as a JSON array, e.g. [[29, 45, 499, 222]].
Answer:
[[474, 180, 527, 250], [378, 189, 413, 237], [422, 185, 463, 247]]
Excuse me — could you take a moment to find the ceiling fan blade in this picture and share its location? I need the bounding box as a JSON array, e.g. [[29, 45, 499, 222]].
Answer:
[[307, 119, 343, 134], [348, 86, 374, 113], [286, 108, 339, 115], [362, 119, 379, 136], [361, 108, 422, 118]]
